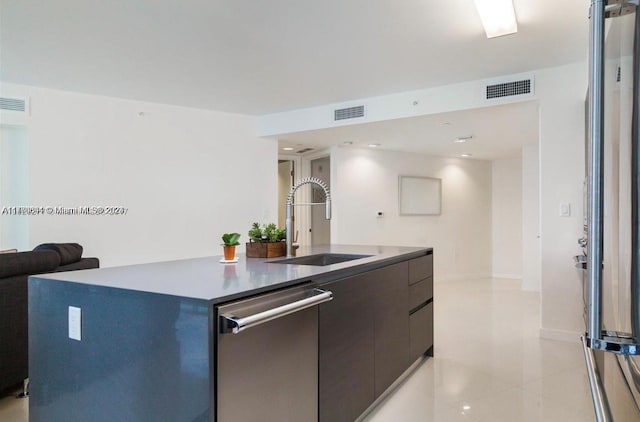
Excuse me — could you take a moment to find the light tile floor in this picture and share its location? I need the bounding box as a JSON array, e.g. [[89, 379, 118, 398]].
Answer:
[[0, 278, 597, 421], [362, 278, 596, 422]]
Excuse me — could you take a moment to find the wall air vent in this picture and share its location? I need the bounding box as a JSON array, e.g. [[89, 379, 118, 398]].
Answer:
[[334, 105, 365, 121], [485, 79, 532, 99], [0, 97, 28, 112], [482, 73, 534, 101], [616, 66, 621, 83]]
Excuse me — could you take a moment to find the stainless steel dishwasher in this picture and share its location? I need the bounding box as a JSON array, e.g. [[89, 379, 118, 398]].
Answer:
[[216, 283, 333, 422]]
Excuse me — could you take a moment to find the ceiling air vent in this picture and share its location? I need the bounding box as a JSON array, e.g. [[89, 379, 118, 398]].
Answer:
[[334, 105, 365, 121], [296, 147, 314, 154]]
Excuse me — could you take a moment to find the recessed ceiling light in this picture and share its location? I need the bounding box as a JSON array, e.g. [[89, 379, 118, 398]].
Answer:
[[368, 143, 381, 148], [283, 147, 294, 151], [474, 0, 518, 38], [461, 153, 473, 158], [454, 135, 473, 144]]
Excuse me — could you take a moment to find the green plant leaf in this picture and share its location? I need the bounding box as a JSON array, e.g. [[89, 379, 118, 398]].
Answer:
[[245, 222, 286, 243], [222, 232, 241, 246], [248, 222, 263, 241]]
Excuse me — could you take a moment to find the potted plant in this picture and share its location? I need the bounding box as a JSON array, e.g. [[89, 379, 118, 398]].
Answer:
[[221, 233, 241, 261], [246, 223, 286, 258]]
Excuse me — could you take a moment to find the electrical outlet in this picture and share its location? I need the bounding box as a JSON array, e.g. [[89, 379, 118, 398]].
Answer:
[[68, 306, 81, 341]]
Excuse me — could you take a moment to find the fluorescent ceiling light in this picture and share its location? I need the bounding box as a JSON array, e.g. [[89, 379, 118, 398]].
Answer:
[[474, 0, 518, 38], [368, 143, 381, 147], [282, 147, 294, 151], [461, 153, 473, 158]]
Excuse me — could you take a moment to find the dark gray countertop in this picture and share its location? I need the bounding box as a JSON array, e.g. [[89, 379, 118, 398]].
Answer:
[[32, 245, 431, 304]]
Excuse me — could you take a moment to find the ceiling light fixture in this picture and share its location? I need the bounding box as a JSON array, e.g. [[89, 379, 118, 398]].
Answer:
[[474, 0, 518, 38], [368, 143, 381, 147], [461, 153, 473, 158], [454, 135, 473, 143], [282, 147, 294, 151]]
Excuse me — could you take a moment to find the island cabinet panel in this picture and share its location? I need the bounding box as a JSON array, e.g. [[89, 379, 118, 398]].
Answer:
[[409, 276, 433, 311], [373, 262, 410, 398], [410, 302, 434, 360], [28, 279, 211, 422], [319, 262, 411, 421], [408, 253, 434, 361], [408, 252, 433, 285], [319, 271, 375, 422]]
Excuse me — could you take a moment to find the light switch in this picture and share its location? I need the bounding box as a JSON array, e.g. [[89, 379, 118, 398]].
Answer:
[[68, 306, 82, 341], [560, 203, 571, 217]]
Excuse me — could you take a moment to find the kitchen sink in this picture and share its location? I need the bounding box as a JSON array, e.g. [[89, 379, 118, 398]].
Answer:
[[270, 253, 372, 266]]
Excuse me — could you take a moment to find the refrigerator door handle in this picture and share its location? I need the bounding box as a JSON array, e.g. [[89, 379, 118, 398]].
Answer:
[[582, 336, 614, 422], [586, 0, 640, 355], [587, 0, 607, 346], [631, 0, 640, 344]]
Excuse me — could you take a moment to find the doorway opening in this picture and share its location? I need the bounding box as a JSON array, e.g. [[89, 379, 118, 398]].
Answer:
[[310, 156, 330, 245], [277, 159, 294, 230]]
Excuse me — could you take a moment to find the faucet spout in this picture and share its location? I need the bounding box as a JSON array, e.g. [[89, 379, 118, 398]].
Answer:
[[285, 177, 331, 257]]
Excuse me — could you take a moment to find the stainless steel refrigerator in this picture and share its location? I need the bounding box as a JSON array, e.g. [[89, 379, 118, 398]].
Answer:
[[583, 1, 640, 420]]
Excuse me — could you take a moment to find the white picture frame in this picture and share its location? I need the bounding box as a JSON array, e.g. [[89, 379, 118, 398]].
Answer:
[[398, 176, 441, 216]]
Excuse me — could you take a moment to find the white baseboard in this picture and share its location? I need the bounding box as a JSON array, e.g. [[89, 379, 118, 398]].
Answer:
[[539, 328, 583, 343], [437, 273, 493, 282], [492, 273, 523, 280]]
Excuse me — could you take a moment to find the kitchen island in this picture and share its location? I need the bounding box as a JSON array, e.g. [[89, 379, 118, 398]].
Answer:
[[28, 245, 433, 422]]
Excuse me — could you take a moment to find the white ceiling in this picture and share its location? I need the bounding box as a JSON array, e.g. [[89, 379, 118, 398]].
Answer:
[[278, 101, 540, 160], [1, 0, 588, 115]]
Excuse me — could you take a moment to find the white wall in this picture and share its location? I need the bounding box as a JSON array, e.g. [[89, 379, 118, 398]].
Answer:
[[537, 64, 587, 339], [264, 62, 587, 338], [0, 83, 277, 267], [491, 157, 522, 279], [522, 143, 541, 291], [331, 147, 492, 281]]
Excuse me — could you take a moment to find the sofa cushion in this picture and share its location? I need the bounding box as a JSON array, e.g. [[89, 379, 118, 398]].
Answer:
[[33, 243, 83, 265], [58, 258, 100, 272], [0, 250, 61, 279]]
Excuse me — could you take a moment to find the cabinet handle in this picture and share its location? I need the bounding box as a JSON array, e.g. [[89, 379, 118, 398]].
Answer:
[[220, 288, 333, 334]]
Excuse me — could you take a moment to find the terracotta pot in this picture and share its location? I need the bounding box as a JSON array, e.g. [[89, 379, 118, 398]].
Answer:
[[223, 245, 236, 261]]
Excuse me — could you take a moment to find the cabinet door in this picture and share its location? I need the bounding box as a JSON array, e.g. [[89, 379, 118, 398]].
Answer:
[[319, 273, 374, 422], [410, 302, 434, 360], [373, 262, 410, 398]]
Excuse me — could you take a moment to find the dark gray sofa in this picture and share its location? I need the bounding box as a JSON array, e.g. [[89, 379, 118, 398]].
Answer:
[[0, 244, 99, 395]]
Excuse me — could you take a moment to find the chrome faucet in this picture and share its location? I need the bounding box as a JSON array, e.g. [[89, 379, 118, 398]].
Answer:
[[285, 177, 331, 257]]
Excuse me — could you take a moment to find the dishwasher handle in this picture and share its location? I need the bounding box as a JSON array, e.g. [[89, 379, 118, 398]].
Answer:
[[220, 288, 333, 334]]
